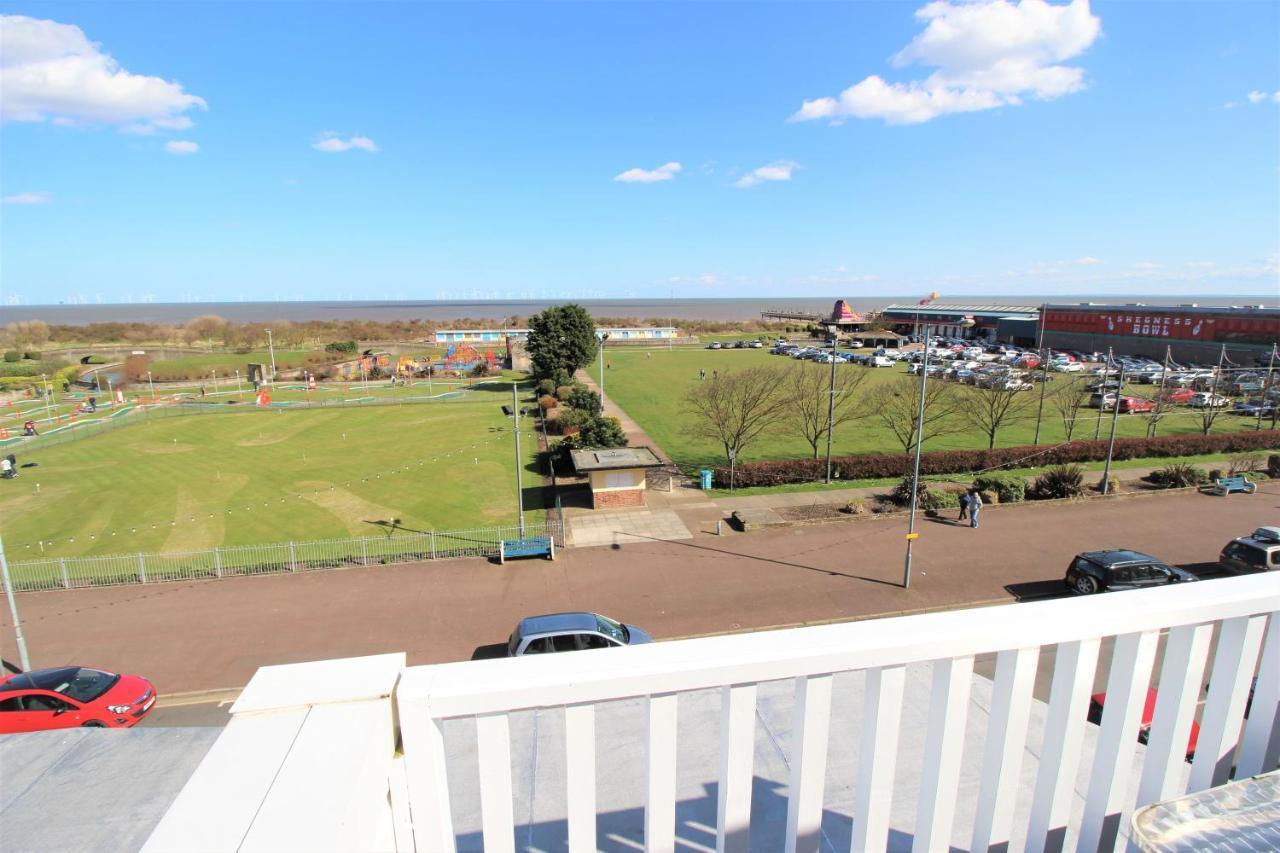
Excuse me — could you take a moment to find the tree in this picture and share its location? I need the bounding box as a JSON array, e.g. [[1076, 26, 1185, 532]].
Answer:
[[782, 361, 870, 458], [1144, 389, 1172, 437], [123, 354, 150, 382], [5, 320, 50, 351], [867, 376, 963, 454], [526, 304, 597, 380], [183, 315, 228, 349], [958, 384, 1037, 449], [576, 415, 627, 448], [1051, 378, 1091, 442], [684, 366, 789, 465]]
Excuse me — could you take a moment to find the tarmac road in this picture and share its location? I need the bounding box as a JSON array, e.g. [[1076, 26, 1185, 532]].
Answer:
[[3, 485, 1277, 701]]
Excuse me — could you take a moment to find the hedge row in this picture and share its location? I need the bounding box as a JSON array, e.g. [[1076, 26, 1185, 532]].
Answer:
[[712, 430, 1280, 488]]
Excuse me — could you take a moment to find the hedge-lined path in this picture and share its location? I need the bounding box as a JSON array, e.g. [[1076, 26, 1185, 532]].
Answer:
[[7, 484, 1276, 694]]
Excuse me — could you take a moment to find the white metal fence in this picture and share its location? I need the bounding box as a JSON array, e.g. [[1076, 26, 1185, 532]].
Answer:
[[8, 521, 563, 592]]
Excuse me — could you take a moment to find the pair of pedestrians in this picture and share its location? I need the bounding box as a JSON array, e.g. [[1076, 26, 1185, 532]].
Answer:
[[957, 489, 983, 528]]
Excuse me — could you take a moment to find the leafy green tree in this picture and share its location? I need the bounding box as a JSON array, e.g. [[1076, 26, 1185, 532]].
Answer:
[[526, 304, 597, 380], [566, 387, 602, 415], [576, 415, 627, 448]]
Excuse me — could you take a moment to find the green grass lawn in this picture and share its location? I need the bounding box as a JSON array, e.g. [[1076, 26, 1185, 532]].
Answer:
[[147, 349, 322, 379], [0, 385, 543, 559], [596, 347, 1260, 471]]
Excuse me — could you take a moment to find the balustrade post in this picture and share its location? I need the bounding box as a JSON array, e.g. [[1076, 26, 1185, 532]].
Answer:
[[430, 532, 436, 560], [136, 552, 147, 583], [288, 541, 297, 572], [213, 547, 223, 579], [59, 557, 70, 589]]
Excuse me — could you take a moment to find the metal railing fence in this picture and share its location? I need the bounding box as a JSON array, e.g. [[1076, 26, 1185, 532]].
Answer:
[[8, 521, 563, 592]]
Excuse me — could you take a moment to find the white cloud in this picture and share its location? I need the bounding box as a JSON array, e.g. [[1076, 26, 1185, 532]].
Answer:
[[0, 14, 206, 131], [1074, 255, 1102, 265], [698, 273, 719, 285], [1, 191, 52, 204], [1246, 90, 1280, 104], [790, 0, 1102, 126], [311, 132, 379, 153], [613, 161, 682, 183], [1130, 261, 1161, 270], [734, 161, 799, 188], [165, 140, 199, 155]]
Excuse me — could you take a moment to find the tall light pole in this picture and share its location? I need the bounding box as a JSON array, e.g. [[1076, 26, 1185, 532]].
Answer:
[[824, 334, 838, 483], [235, 369, 244, 400], [0, 534, 31, 671], [1094, 349, 1112, 441], [1150, 346, 1171, 438], [597, 332, 610, 403], [1100, 362, 1126, 495], [904, 316, 974, 589], [1032, 304, 1049, 446], [147, 370, 156, 400], [265, 328, 278, 386], [511, 382, 525, 535], [1259, 345, 1277, 431]]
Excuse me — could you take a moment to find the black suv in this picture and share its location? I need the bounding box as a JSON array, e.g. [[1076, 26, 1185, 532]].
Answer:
[[1064, 550, 1196, 595]]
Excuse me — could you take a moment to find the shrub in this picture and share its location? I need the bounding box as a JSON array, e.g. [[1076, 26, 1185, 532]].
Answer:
[[2, 351, 18, 363], [840, 499, 865, 515], [1029, 465, 1085, 500], [973, 473, 1026, 504], [889, 478, 924, 507], [1228, 453, 1265, 476], [1269, 454, 1280, 478], [1145, 464, 1208, 489], [325, 340, 358, 354], [566, 387, 602, 415], [537, 394, 558, 411], [1246, 471, 1270, 482], [1097, 475, 1120, 494], [921, 487, 961, 512], [576, 415, 627, 449], [555, 385, 575, 401], [536, 378, 557, 397], [23, 351, 41, 360], [712, 431, 1280, 488], [1208, 468, 1224, 482], [557, 407, 592, 431], [470, 362, 490, 378]]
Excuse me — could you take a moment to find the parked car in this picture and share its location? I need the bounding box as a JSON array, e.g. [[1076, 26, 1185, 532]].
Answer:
[[869, 356, 894, 368], [1232, 399, 1276, 416], [706, 342, 723, 350], [846, 339, 864, 349], [1160, 387, 1196, 405], [1053, 361, 1085, 373], [1219, 527, 1280, 574], [507, 612, 653, 656], [1114, 396, 1155, 413], [0, 666, 157, 733], [749, 340, 764, 348], [1088, 689, 1200, 761], [1188, 392, 1231, 408], [1064, 550, 1196, 595]]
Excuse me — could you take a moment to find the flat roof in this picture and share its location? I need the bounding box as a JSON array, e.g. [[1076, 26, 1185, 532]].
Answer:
[[1044, 303, 1279, 316], [570, 446, 664, 471], [882, 304, 1040, 316]]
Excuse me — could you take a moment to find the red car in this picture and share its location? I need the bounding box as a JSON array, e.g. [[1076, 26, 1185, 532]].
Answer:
[[1089, 688, 1200, 760], [1161, 388, 1195, 405], [1118, 396, 1155, 413], [0, 666, 157, 733]]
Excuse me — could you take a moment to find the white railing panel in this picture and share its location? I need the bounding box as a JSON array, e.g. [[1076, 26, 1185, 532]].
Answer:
[[401, 711, 457, 853], [475, 713, 516, 853], [971, 646, 1038, 853], [785, 673, 833, 853], [646, 692, 679, 853], [853, 664, 906, 852], [1236, 611, 1280, 778], [717, 682, 757, 853], [914, 655, 974, 853], [1077, 630, 1159, 853], [388, 754, 415, 853], [1026, 638, 1101, 853], [1135, 624, 1212, 807], [564, 703, 597, 852], [1189, 614, 1267, 791]]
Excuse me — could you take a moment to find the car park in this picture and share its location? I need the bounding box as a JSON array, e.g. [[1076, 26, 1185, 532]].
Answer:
[[0, 666, 157, 733], [1064, 549, 1195, 595], [507, 612, 653, 656], [1218, 527, 1280, 574]]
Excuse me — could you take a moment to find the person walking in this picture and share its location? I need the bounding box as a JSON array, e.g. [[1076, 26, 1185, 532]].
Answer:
[[0, 456, 11, 479], [969, 489, 983, 529], [699, 368, 706, 381], [957, 490, 970, 522]]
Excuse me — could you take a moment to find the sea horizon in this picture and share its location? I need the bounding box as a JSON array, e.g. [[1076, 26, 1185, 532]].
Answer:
[[0, 294, 1274, 326]]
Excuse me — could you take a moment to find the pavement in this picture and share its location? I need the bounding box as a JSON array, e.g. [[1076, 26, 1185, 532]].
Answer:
[[3, 484, 1276, 696]]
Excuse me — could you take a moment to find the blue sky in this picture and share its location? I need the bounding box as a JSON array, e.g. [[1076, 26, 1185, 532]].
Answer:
[[1, 0, 1277, 305]]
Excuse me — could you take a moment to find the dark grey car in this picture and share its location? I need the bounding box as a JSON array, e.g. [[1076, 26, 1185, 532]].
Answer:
[[507, 612, 653, 656], [1064, 549, 1196, 595]]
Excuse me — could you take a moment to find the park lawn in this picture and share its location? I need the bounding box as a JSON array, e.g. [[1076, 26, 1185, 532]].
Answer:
[[147, 349, 322, 379], [0, 387, 542, 559], [595, 347, 1259, 472]]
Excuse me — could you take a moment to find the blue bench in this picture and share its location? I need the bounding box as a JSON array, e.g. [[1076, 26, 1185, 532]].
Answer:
[[1212, 475, 1256, 496], [498, 536, 555, 564]]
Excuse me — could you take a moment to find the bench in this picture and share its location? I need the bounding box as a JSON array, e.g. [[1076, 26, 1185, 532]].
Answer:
[[498, 536, 555, 564], [1212, 476, 1256, 496]]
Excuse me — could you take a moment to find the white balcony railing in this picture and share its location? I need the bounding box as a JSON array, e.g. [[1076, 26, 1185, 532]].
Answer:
[[146, 572, 1280, 852]]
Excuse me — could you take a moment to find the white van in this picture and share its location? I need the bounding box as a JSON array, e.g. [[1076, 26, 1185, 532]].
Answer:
[[870, 356, 894, 368]]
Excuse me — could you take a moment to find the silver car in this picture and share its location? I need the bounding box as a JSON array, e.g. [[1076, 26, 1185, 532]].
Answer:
[[507, 612, 653, 656]]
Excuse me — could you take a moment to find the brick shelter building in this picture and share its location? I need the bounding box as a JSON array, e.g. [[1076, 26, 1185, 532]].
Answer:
[[569, 447, 665, 509]]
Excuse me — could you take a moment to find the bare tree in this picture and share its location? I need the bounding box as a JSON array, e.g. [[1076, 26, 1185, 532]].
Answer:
[[782, 361, 871, 458], [684, 365, 789, 465], [1051, 378, 1092, 442], [867, 376, 963, 454], [1143, 390, 1172, 437], [183, 315, 228, 349], [958, 384, 1037, 449]]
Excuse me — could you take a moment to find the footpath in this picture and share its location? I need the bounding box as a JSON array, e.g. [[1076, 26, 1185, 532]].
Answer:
[[4, 485, 1276, 694]]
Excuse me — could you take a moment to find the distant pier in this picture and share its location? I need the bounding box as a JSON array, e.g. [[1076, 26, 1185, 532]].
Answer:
[[760, 309, 824, 322]]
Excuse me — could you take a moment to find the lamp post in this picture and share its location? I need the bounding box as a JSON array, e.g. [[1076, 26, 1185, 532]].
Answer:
[[824, 334, 838, 483], [0, 534, 30, 671], [510, 383, 526, 535], [235, 369, 244, 400], [903, 316, 974, 589], [265, 329, 278, 386], [597, 332, 611, 402], [1100, 359, 1126, 495], [1259, 345, 1277, 431], [147, 371, 155, 400]]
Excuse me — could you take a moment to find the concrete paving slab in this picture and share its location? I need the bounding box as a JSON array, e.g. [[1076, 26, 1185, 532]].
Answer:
[[568, 509, 693, 548]]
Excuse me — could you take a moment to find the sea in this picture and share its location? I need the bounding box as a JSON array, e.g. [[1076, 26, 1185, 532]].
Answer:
[[0, 295, 1272, 326]]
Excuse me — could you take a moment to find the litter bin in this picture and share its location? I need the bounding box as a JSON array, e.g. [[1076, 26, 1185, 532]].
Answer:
[[700, 469, 714, 490]]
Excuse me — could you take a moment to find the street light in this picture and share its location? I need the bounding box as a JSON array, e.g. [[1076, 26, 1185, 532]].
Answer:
[[147, 370, 156, 400], [0, 533, 30, 671], [597, 332, 611, 402], [504, 384, 526, 536], [903, 315, 975, 589], [265, 328, 278, 386]]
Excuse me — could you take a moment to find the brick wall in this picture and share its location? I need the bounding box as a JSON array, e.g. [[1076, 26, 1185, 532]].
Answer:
[[592, 488, 645, 509]]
